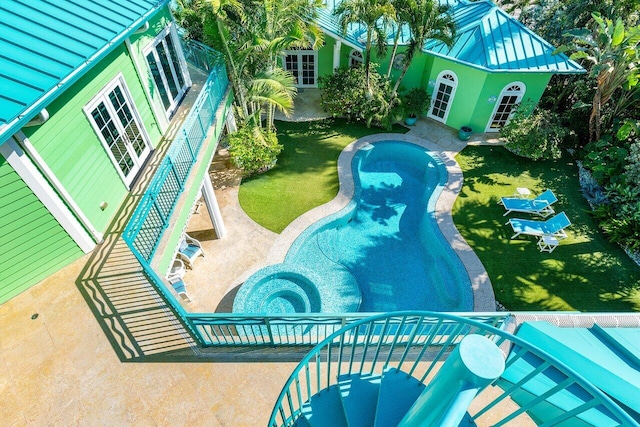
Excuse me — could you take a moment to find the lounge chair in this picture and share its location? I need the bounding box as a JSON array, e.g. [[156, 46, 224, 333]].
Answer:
[[507, 211, 571, 240], [499, 189, 557, 217], [167, 258, 191, 302], [177, 233, 204, 269]]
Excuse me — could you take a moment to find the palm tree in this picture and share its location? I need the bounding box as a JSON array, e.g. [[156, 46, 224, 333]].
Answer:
[[386, 0, 410, 78], [204, 0, 251, 119], [249, 0, 324, 129], [334, 0, 396, 91], [560, 13, 640, 142], [246, 68, 297, 129], [391, 0, 456, 95]]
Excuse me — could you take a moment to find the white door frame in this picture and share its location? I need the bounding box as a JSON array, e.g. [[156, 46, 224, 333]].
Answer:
[[485, 82, 526, 132], [428, 70, 458, 124], [143, 24, 191, 118], [84, 74, 152, 188], [283, 50, 318, 88]]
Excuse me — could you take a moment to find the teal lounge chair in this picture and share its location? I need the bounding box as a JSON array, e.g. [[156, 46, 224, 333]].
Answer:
[[167, 258, 191, 302], [500, 189, 557, 217], [177, 233, 204, 269], [507, 211, 571, 240]]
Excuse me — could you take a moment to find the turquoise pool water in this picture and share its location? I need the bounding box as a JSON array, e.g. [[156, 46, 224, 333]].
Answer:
[[233, 141, 473, 314]]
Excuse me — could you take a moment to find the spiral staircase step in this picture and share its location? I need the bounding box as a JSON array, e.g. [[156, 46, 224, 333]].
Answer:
[[300, 385, 348, 427], [337, 373, 382, 427], [374, 368, 426, 427]]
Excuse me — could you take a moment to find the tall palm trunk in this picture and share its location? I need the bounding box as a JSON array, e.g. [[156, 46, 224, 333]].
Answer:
[[386, 29, 402, 78], [216, 17, 249, 120]]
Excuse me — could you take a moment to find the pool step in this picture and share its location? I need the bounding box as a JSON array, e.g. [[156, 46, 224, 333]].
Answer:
[[293, 368, 426, 426]]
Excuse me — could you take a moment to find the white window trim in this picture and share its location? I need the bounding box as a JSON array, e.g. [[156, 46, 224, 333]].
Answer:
[[282, 50, 318, 88], [83, 73, 152, 188], [143, 23, 192, 119], [427, 70, 458, 124], [485, 81, 526, 133], [349, 49, 364, 67]]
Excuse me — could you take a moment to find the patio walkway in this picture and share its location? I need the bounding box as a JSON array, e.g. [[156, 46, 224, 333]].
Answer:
[[0, 90, 502, 425]]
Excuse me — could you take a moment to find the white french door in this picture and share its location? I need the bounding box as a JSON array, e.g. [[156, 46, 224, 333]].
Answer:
[[428, 71, 458, 124], [284, 50, 317, 88], [145, 25, 190, 118], [85, 76, 151, 188], [486, 83, 526, 132]]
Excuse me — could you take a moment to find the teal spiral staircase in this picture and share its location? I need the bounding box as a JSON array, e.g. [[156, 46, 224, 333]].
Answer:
[[269, 312, 639, 427]]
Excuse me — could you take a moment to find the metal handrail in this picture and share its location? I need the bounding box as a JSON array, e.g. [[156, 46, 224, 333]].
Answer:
[[268, 312, 638, 427], [122, 41, 229, 262]]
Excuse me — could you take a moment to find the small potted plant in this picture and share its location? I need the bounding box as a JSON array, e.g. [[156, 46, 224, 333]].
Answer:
[[402, 87, 430, 126]]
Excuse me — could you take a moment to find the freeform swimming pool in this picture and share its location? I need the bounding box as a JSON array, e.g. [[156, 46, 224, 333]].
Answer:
[[233, 140, 473, 314]]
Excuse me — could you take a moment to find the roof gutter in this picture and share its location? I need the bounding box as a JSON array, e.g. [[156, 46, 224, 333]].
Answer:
[[424, 50, 587, 75], [0, 0, 170, 146]]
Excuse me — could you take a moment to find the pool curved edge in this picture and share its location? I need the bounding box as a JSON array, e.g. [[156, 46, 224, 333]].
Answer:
[[264, 133, 496, 312]]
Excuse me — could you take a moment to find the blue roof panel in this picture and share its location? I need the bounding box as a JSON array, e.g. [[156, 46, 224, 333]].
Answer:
[[425, 0, 583, 73], [320, 0, 583, 74], [0, 0, 169, 143]]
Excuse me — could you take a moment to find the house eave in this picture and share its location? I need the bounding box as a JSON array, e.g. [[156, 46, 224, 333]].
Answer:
[[0, 0, 171, 146]]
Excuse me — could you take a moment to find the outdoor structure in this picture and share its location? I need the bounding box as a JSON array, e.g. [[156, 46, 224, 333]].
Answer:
[[283, 0, 583, 133], [0, 0, 232, 303]]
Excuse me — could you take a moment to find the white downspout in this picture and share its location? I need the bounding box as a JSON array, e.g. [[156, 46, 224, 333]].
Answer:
[[333, 40, 342, 70], [14, 131, 104, 244]]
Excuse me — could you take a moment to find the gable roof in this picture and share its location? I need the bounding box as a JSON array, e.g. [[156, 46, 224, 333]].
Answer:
[[319, 0, 583, 74], [0, 0, 170, 145]]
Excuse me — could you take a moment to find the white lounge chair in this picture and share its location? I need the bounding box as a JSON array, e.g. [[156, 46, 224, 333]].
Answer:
[[507, 211, 571, 240], [167, 258, 191, 302], [499, 189, 557, 217], [176, 233, 204, 269]]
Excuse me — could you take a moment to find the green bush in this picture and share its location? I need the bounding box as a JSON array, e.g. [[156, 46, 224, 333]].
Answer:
[[402, 87, 430, 118], [228, 125, 283, 177], [500, 106, 567, 160], [318, 65, 400, 129]]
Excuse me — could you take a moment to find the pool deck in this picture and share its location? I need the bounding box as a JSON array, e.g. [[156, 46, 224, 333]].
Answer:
[[0, 89, 503, 425]]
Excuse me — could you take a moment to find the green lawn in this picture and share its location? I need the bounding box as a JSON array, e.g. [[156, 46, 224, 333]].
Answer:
[[239, 120, 640, 312], [453, 145, 640, 312], [238, 119, 407, 232]]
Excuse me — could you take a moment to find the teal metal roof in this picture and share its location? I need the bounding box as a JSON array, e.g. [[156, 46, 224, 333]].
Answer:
[[425, 0, 584, 73], [0, 0, 169, 144], [516, 322, 640, 417], [319, 0, 583, 74]]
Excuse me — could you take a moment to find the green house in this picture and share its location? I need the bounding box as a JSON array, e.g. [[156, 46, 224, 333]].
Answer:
[[282, 0, 583, 132], [0, 0, 232, 303]]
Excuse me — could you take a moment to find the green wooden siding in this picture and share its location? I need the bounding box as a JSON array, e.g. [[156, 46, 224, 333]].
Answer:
[[21, 41, 162, 234], [0, 158, 82, 303], [317, 37, 335, 85]]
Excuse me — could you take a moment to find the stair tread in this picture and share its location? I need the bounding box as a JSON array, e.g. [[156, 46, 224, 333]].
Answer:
[[292, 414, 313, 427], [301, 385, 348, 427], [338, 373, 382, 427], [374, 368, 426, 427]]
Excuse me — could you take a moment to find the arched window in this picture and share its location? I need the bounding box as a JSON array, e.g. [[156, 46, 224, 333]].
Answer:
[[428, 71, 458, 124], [349, 50, 364, 67], [486, 82, 526, 132]]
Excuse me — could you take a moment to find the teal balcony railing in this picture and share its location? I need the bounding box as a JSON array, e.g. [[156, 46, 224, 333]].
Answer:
[[122, 40, 229, 262], [269, 312, 638, 427]]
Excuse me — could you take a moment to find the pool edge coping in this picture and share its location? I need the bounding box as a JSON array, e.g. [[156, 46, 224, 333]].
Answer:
[[256, 133, 496, 312]]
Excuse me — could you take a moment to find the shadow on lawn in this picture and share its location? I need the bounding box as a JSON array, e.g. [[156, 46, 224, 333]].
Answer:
[[454, 146, 640, 312]]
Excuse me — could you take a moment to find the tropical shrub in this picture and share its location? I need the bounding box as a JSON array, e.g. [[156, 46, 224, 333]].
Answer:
[[402, 87, 430, 118], [500, 106, 567, 160], [592, 183, 640, 251], [581, 135, 629, 184], [318, 65, 400, 129], [228, 125, 283, 177]]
